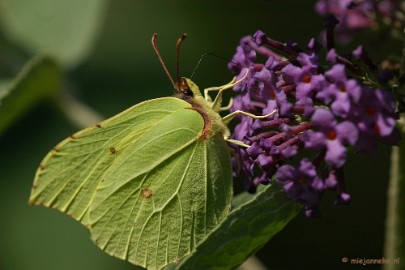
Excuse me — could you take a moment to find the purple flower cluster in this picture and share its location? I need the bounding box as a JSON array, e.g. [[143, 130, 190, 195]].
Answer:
[[228, 30, 399, 217], [315, 0, 399, 43]]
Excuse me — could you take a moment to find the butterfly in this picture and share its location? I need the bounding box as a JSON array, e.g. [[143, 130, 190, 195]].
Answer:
[[29, 33, 273, 270]]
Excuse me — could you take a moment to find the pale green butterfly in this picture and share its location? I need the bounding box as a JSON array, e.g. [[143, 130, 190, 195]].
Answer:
[[29, 33, 274, 270]]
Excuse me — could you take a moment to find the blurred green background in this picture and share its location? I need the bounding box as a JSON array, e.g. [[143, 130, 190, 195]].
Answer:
[[0, 0, 392, 269]]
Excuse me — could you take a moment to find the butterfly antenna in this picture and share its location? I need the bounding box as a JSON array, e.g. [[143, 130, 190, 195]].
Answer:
[[190, 53, 207, 79], [189, 52, 242, 79], [152, 33, 177, 90], [176, 33, 187, 86]]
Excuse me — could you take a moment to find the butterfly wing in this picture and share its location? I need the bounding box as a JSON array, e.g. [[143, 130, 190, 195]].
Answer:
[[29, 97, 192, 225], [29, 96, 233, 269], [88, 108, 232, 269]]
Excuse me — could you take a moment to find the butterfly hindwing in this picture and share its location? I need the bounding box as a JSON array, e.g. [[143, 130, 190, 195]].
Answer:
[[88, 108, 232, 269]]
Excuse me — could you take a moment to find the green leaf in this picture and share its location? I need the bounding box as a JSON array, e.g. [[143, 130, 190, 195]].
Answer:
[[0, 0, 108, 68], [0, 55, 61, 136], [176, 183, 301, 270], [384, 116, 405, 270], [0, 79, 13, 98]]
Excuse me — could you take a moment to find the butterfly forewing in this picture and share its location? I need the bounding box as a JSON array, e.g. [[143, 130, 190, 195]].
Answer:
[[29, 97, 192, 225]]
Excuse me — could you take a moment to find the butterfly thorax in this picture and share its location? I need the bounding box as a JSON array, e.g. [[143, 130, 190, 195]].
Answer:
[[176, 77, 230, 140]]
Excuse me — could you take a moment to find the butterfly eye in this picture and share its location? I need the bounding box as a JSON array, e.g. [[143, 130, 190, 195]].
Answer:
[[183, 88, 194, 97]]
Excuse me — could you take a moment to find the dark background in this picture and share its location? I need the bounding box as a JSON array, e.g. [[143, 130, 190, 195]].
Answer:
[[0, 1, 392, 269]]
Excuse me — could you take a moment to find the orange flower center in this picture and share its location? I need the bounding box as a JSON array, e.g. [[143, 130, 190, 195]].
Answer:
[[327, 130, 337, 140], [303, 75, 311, 83]]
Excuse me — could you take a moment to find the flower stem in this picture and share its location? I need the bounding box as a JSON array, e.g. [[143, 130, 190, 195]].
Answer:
[[383, 116, 405, 270], [324, 15, 339, 51]]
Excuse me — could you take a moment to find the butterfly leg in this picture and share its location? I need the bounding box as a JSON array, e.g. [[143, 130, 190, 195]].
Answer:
[[222, 109, 277, 147], [203, 86, 219, 103], [203, 77, 236, 103], [219, 98, 234, 111], [226, 139, 250, 148], [222, 109, 277, 126], [209, 70, 250, 112]]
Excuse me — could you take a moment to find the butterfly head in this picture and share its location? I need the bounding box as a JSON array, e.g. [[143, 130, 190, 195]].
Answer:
[[176, 77, 202, 100]]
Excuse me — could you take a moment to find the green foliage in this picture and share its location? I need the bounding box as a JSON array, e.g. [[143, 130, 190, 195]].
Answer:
[[0, 0, 108, 68], [0, 56, 61, 136], [176, 184, 301, 270]]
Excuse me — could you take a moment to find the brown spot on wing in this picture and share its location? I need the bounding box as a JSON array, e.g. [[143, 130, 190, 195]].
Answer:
[[109, 147, 116, 154], [141, 188, 153, 198]]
